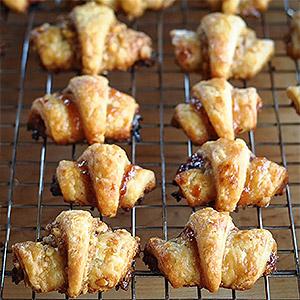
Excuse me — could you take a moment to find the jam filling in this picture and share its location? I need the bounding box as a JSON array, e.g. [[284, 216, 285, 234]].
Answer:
[[120, 164, 138, 200], [27, 114, 47, 141], [264, 252, 278, 276], [190, 97, 203, 112], [50, 175, 62, 196], [181, 226, 195, 242], [143, 248, 160, 274], [171, 190, 184, 202], [176, 152, 206, 175], [11, 265, 24, 285], [115, 268, 133, 291]]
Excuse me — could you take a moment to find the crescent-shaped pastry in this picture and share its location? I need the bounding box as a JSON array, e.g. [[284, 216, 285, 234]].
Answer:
[[28, 75, 139, 144], [172, 78, 262, 145], [171, 13, 274, 79], [144, 207, 277, 292], [92, 0, 175, 19], [287, 11, 300, 59], [173, 138, 288, 211], [287, 85, 300, 115], [51, 143, 156, 217], [207, 0, 272, 16], [31, 2, 152, 74], [12, 210, 140, 298]]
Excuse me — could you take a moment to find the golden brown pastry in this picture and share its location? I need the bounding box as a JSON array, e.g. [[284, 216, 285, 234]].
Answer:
[[31, 2, 152, 74], [2, 0, 43, 13], [144, 207, 277, 292], [28, 75, 139, 144], [173, 138, 288, 211], [92, 0, 175, 19], [287, 85, 300, 115], [287, 11, 300, 59], [172, 78, 262, 145], [207, 0, 272, 16], [12, 210, 139, 298], [171, 13, 274, 79], [51, 143, 156, 217]]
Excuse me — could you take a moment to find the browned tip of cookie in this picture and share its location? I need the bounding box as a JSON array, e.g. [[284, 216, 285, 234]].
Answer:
[[264, 252, 278, 276], [143, 247, 160, 274], [50, 175, 62, 196]]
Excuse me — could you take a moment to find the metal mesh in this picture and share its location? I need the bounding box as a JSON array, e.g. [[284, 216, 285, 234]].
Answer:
[[0, 0, 299, 299]]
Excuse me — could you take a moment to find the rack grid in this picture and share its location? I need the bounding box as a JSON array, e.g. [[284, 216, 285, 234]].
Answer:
[[0, 0, 300, 299]]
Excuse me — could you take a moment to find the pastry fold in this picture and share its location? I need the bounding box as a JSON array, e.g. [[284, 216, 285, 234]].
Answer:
[[207, 0, 272, 16], [287, 85, 300, 115], [172, 78, 262, 145], [52, 143, 156, 217], [287, 11, 300, 59], [173, 138, 288, 211], [28, 75, 139, 144], [12, 210, 139, 298], [144, 208, 277, 292], [170, 13, 274, 79], [93, 0, 175, 18], [31, 2, 152, 74]]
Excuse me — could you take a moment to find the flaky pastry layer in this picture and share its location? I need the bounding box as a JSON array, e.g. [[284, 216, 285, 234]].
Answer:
[[171, 13, 274, 79], [144, 208, 277, 292], [173, 138, 288, 211], [172, 78, 262, 145], [12, 210, 139, 298], [53, 143, 156, 217], [31, 2, 152, 74], [28, 75, 139, 144]]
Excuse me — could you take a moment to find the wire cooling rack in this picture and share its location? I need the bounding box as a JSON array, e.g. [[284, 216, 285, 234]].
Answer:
[[0, 0, 299, 299]]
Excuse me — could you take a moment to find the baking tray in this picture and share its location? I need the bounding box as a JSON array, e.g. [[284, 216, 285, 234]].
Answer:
[[0, 0, 299, 299]]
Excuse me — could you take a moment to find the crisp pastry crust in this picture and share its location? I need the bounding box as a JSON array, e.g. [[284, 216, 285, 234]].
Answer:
[[53, 143, 156, 217], [144, 208, 277, 292], [12, 210, 140, 298], [172, 78, 262, 145], [173, 138, 288, 211], [199, 13, 246, 79], [28, 75, 139, 144], [170, 13, 274, 79], [70, 3, 115, 75], [287, 11, 300, 59], [207, 0, 272, 16], [93, 0, 175, 18], [287, 85, 300, 115], [31, 2, 152, 74]]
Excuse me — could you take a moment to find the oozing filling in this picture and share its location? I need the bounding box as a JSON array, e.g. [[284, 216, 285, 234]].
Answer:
[[176, 152, 207, 174], [115, 268, 133, 291], [27, 113, 47, 140], [119, 164, 138, 201], [264, 252, 278, 275]]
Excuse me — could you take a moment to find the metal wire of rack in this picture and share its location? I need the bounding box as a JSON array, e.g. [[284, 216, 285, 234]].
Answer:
[[0, 0, 300, 299]]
